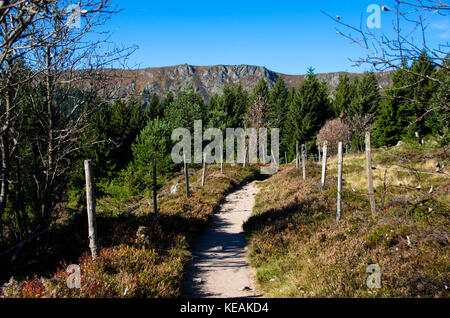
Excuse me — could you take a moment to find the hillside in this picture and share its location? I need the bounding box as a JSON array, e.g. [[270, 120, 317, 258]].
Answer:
[[110, 64, 393, 101], [244, 142, 449, 297]]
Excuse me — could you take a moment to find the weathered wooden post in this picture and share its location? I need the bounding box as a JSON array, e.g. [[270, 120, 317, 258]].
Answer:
[[321, 141, 328, 188], [153, 157, 157, 214], [365, 133, 376, 218], [296, 141, 299, 169], [243, 146, 247, 168], [285, 152, 288, 165], [84, 160, 98, 260], [184, 153, 190, 197], [302, 144, 306, 180], [337, 142, 343, 222], [201, 152, 207, 187]]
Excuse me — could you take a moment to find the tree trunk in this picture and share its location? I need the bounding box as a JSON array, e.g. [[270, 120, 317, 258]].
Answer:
[[0, 136, 9, 242]]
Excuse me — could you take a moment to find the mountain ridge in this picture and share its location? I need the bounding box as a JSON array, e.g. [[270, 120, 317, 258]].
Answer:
[[112, 64, 393, 101]]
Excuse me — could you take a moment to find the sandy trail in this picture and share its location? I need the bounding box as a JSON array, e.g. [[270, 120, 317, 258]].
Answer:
[[183, 182, 261, 298]]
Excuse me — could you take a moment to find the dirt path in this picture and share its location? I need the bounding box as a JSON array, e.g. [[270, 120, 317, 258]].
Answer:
[[183, 182, 261, 298]]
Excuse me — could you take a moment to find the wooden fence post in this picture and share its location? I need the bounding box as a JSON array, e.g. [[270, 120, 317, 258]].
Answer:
[[321, 141, 328, 188], [244, 146, 248, 168], [302, 144, 306, 180], [184, 153, 190, 197], [365, 133, 377, 218], [337, 142, 343, 222], [153, 157, 157, 214], [296, 141, 299, 169], [201, 152, 207, 187], [84, 160, 98, 260]]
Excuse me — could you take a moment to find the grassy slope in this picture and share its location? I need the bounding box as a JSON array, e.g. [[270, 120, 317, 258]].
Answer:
[[1, 164, 261, 298], [244, 142, 449, 298]]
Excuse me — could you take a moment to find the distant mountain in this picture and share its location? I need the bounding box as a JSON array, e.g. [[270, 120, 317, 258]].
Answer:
[[111, 64, 393, 102]]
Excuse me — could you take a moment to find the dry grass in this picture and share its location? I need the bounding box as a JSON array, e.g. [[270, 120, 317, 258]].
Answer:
[[1, 164, 262, 298], [244, 143, 449, 298]]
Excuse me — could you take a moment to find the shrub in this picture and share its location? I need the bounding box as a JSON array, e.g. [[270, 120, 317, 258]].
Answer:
[[317, 118, 351, 155]]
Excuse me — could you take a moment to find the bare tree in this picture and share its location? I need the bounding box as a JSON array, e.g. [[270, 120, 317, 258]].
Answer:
[[322, 1, 449, 78], [0, 0, 59, 242], [0, 0, 136, 250]]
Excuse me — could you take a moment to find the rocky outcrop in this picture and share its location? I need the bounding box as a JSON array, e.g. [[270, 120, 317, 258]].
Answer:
[[114, 64, 392, 102]]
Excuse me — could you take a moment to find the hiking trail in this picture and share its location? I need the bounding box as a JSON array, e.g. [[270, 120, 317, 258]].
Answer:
[[183, 181, 261, 298]]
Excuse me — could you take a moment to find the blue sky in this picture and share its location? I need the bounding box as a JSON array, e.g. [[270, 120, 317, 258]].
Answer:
[[101, 0, 449, 75]]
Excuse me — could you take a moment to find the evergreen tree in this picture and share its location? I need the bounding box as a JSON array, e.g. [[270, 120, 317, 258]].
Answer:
[[164, 91, 174, 110], [403, 51, 438, 138], [425, 55, 449, 145], [109, 98, 146, 170], [349, 72, 380, 116], [284, 68, 331, 156], [267, 76, 288, 129], [206, 93, 231, 131], [233, 83, 250, 128], [145, 93, 162, 121], [373, 52, 439, 146], [372, 96, 404, 146], [164, 87, 204, 132], [333, 74, 354, 117], [126, 118, 175, 194], [373, 66, 409, 146]]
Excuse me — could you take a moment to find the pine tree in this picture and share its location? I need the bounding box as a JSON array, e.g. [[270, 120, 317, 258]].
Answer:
[[145, 93, 162, 121], [373, 66, 409, 146], [127, 118, 175, 194], [164, 87, 204, 132], [349, 72, 380, 116], [206, 93, 231, 131], [372, 96, 404, 146], [333, 74, 354, 117], [284, 68, 331, 156], [373, 52, 440, 146], [425, 55, 449, 145], [404, 51, 438, 139], [164, 91, 174, 110], [267, 76, 288, 129], [233, 83, 250, 128]]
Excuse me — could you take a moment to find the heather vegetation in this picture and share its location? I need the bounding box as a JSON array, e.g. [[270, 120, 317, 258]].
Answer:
[[244, 142, 449, 297]]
